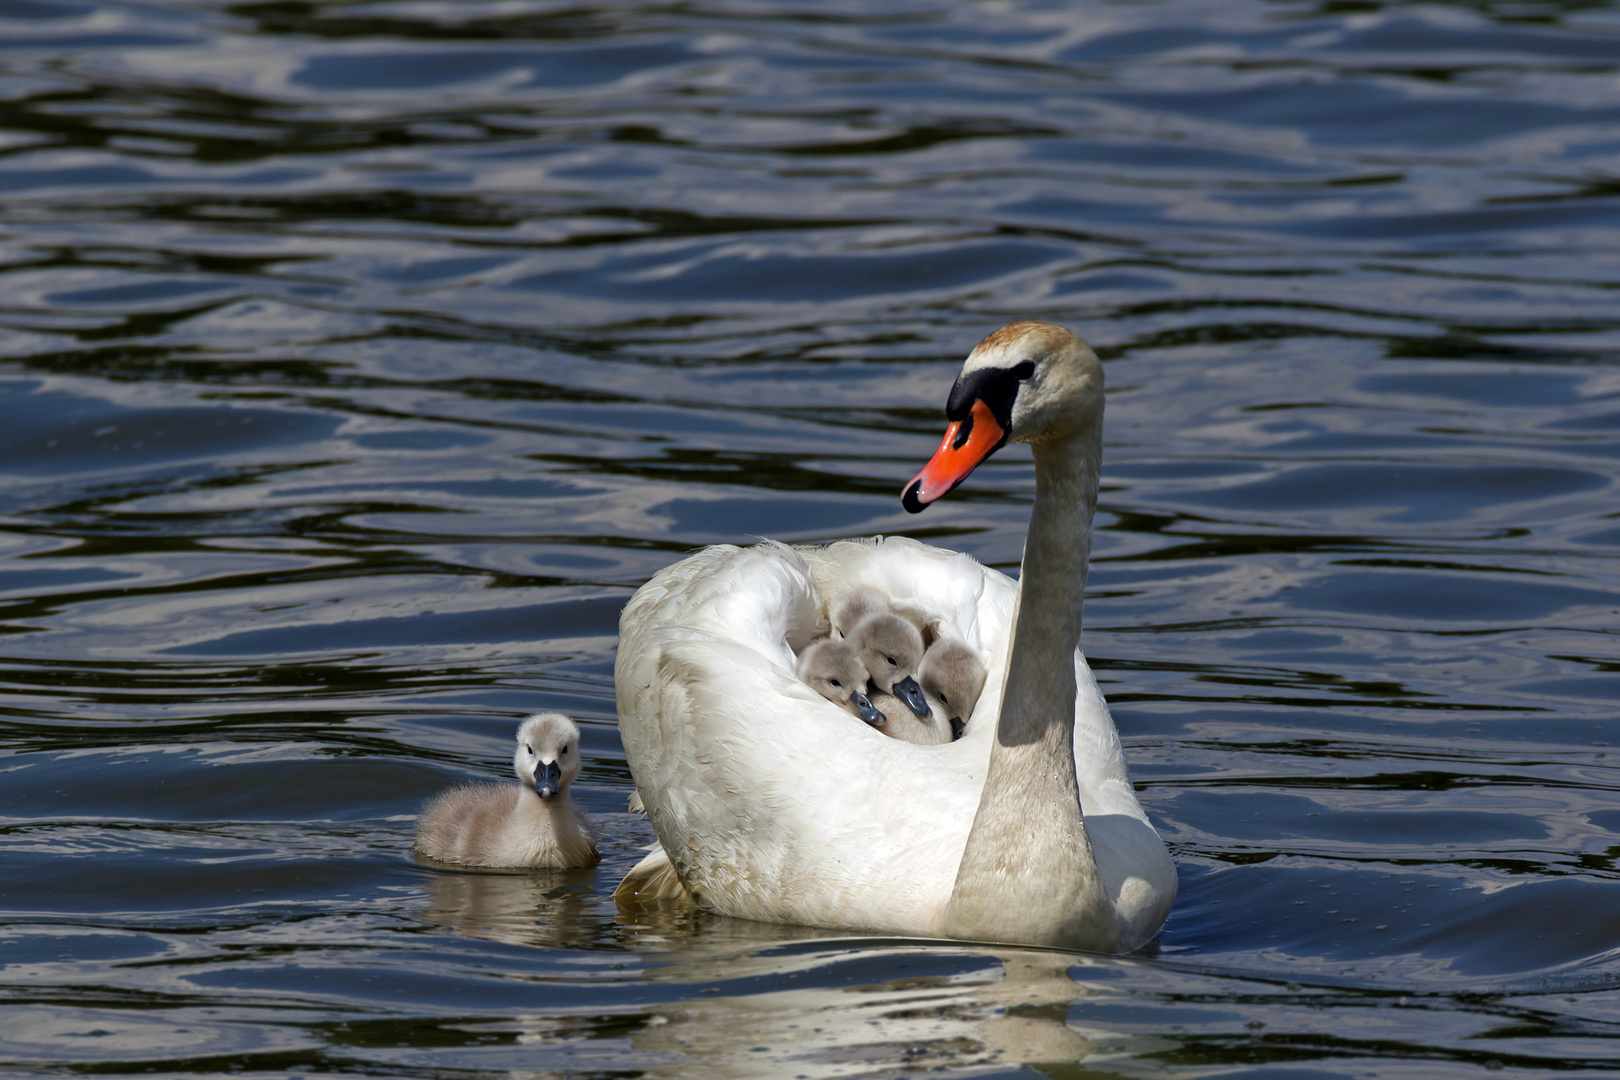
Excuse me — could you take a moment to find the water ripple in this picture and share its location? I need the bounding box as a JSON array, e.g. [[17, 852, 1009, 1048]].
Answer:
[[2, 0, 1620, 1075]]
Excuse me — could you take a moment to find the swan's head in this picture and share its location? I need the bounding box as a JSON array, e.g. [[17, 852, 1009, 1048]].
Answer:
[[795, 637, 884, 727], [514, 712, 582, 800], [902, 321, 1102, 512], [847, 611, 929, 718], [918, 638, 988, 738]]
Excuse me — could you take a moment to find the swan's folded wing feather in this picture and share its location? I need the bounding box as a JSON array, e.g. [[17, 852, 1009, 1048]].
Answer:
[[1086, 812, 1178, 952], [800, 536, 1006, 655], [617, 540, 820, 840], [1071, 652, 1142, 823], [614, 845, 695, 906], [626, 620, 979, 930]]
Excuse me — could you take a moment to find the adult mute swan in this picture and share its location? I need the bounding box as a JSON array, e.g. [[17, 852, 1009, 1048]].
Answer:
[[614, 321, 1175, 952]]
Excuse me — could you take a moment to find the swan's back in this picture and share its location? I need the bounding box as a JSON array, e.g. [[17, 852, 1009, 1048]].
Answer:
[[615, 536, 1168, 939]]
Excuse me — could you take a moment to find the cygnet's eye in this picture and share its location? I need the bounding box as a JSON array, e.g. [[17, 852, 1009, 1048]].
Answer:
[[829, 678, 842, 688], [526, 744, 533, 755], [885, 656, 896, 666], [938, 692, 950, 704], [561, 744, 570, 756]]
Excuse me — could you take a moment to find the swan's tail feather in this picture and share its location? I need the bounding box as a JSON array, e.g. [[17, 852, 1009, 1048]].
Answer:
[[613, 845, 694, 907]]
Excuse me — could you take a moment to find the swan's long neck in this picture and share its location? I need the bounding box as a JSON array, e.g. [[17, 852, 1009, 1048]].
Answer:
[[941, 422, 1119, 951], [999, 433, 1097, 745]]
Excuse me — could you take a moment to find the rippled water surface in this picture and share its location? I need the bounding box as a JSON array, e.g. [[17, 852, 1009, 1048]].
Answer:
[[3, 0, 1620, 1075]]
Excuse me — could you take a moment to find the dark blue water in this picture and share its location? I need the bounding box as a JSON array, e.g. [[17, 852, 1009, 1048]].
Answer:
[[2, 0, 1619, 1074]]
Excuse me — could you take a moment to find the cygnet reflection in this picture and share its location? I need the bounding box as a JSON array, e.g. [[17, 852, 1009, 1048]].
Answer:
[[419, 867, 598, 950]]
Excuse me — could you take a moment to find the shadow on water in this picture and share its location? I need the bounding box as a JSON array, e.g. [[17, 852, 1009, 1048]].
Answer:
[[1, 0, 1620, 1074]]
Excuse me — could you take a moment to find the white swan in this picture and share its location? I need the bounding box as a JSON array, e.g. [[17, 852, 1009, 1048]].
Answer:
[[614, 321, 1175, 952], [415, 712, 599, 869]]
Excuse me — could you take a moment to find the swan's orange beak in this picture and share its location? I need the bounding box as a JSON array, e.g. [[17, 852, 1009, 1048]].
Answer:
[[901, 399, 1006, 513]]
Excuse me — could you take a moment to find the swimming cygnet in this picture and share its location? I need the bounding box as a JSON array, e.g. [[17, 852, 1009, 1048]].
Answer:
[[796, 636, 884, 726], [919, 637, 989, 742], [845, 605, 930, 722], [414, 712, 599, 869]]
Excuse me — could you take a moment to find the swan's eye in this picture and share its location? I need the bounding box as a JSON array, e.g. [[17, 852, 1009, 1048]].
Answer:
[[561, 745, 569, 756], [938, 692, 949, 704], [829, 678, 842, 688], [886, 656, 896, 666], [526, 744, 533, 755], [1013, 359, 1035, 379]]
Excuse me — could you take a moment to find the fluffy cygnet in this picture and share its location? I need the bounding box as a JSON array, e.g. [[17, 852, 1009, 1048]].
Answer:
[[414, 712, 599, 869], [830, 593, 879, 639], [865, 635, 988, 746], [919, 637, 989, 741], [870, 686, 952, 743], [845, 607, 930, 721], [796, 636, 884, 726]]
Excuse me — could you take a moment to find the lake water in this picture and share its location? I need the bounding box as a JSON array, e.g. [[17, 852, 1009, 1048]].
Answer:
[[2, 0, 1619, 1075]]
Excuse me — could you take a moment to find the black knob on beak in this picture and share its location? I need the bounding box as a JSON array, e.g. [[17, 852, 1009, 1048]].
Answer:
[[893, 675, 929, 718], [851, 690, 885, 727], [535, 760, 562, 799]]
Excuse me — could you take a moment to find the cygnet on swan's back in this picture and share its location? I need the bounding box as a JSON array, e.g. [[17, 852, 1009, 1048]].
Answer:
[[830, 593, 879, 639], [919, 637, 989, 741], [414, 712, 599, 869], [865, 634, 987, 746], [795, 637, 884, 726], [846, 608, 930, 720], [870, 686, 952, 743]]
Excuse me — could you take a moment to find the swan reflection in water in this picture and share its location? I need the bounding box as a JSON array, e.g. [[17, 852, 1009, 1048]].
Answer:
[[618, 927, 1152, 1078], [419, 874, 1155, 1077], [645, 897, 1162, 1075]]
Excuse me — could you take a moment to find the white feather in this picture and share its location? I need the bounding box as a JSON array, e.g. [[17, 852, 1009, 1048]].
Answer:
[[615, 536, 1171, 944]]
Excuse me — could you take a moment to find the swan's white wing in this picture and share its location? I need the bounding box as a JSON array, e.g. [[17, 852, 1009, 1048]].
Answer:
[[618, 541, 989, 931], [1070, 651, 1179, 949]]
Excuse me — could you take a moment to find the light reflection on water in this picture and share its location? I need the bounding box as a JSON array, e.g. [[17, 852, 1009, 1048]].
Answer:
[[1, 0, 1619, 1074]]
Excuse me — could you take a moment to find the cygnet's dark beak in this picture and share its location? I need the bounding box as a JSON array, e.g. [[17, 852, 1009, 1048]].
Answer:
[[949, 717, 966, 741], [850, 690, 884, 727], [535, 760, 562, 800], [893, 675, 929, 718]]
